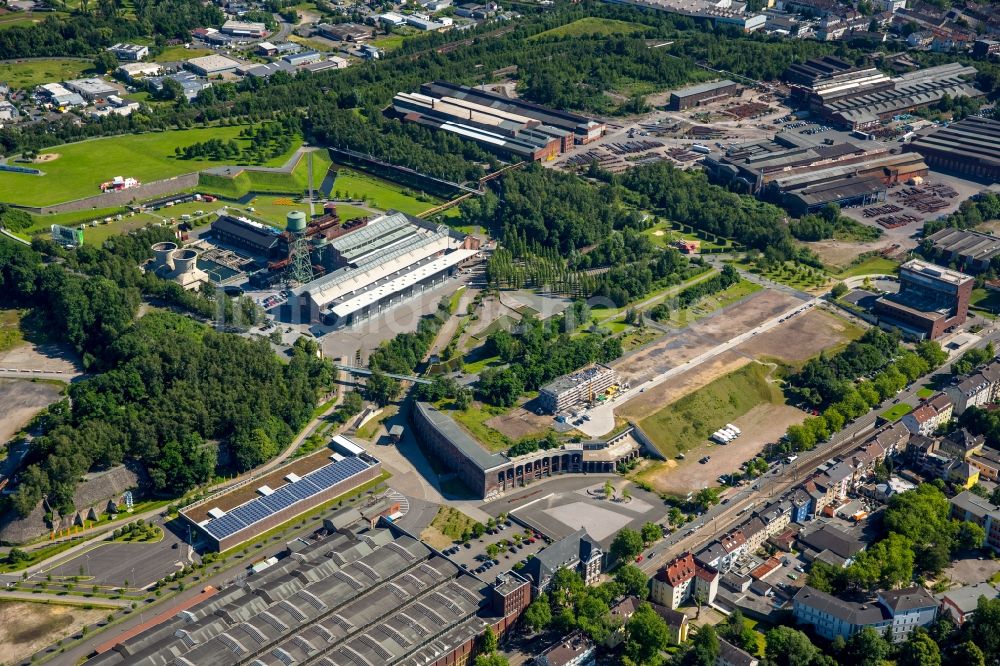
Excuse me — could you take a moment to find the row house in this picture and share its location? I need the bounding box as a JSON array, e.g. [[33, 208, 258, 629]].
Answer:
[[945, 359, 1000, 415], [968, 446, 1000, 482], [696, 528, 748, 573], [901, 393, 954, 436], [651, 552, 720, 609]]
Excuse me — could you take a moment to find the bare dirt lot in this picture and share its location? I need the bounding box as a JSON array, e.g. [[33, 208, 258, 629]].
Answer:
[[738, 307, 864, 365], [805, 239, 894, 269], [0, 379, 64, 444], [635, 401, 807, 495], [614, 289, 801, 382], [0, 338, 80, 375], [486, 402, 553, 441], [0, 601, 105, 664]]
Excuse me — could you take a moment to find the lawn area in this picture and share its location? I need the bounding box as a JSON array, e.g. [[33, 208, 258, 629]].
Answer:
[[0, 127, 302, 207], [331, 165, 443, 216], [155, 45, 213, 61], [288, 34, 336, 52], [463, 351, 502, 375], [0, 11, 67, 29], [0, 58, 94, 90], [669, 279, 763, 328], [644, 221, 730, 252], [638, 362, 784, 458], [971, 288, 1000, 317], [370, 34, 406, 51], [917, 387, 935, 399], [530, 17, 649, 40], [0, 309, 23, 353], [438, 400, 511, 452], [421, 506, 480, 549], [880, 403, 913, 422], [198, 148, 328, 201], [833, 256, 901, 279]]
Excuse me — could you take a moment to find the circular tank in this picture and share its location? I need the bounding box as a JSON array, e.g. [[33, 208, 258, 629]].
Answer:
[[286, 211, 307, 233], [170, 248, 199, 275], [151, 241, 178, 270]]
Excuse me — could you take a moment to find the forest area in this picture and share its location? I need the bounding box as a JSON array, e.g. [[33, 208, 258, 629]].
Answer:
[[0, 231, 335, 520]]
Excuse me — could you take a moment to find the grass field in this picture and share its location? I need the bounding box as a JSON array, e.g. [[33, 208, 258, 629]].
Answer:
[[530, 17, 648, 40], [198, 148, 328, 201], [971, 288, 1000, 318], [638, 362, 784, 458], [0, 58, 94, 90], [645, 222, 730, 252], [0, 309, 23, 353], [746, 260, 831, 292], [880, 403, 913, 422], [437, 400, 511, 452], [917, 387, 935, 399], [669, 279, 763, 328], [155, 45, 213, 61], [421, 506, 480, 549], [833, 256, 900, 279], [0, 127, 301, 207], [0, 11, 67, 29], [331, 166, 444, 216], [370, 34, 407, 51]]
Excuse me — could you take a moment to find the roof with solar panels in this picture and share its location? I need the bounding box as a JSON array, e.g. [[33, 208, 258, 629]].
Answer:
[[181, 436, 378, 543]]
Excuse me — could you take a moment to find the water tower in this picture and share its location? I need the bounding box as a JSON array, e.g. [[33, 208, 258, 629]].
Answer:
[[286, 210, 314, 286]]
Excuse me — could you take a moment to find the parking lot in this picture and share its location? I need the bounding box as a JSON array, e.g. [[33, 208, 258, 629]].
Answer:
[[439, 520, 549, 583]]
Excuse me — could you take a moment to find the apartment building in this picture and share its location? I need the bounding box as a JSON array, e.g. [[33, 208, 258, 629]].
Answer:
[[651, 553, 720, 609]]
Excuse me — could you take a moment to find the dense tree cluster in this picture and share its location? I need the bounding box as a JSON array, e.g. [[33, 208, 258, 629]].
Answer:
[[475, 316, 621, 407], [620, 162, 811, 264], [776, 332, 946, 454], [788, 204, 881, 243], [0, 235, 334, 517], [0, 0, 222, 61]]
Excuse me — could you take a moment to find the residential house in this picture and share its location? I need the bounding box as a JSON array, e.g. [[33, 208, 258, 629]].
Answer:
[[949, 460, 980, 489], [797, 523, 865, 567], [878, 587, 939, 641], [757, 501, 792, 537], [717, 637, 760, 666], [940, 428, 986, 460], [741, 517, 769, 554], [794, 585, 936, 640], [524, 529, 603, 593], [697, 528, 747, 573], [791, 488, 813, 523], [946, 360, 1000, 415], [651, 552, 719, 609], [968, 446, 1000, 482], [535, 631, 595, 666], [902, 393, 954, 435], [937, 582, 1000, 625], [951, 490, 1000, 551], [607, 597, 690, 646]]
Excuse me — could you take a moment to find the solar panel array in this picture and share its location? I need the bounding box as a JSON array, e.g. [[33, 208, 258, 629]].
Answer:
[[202, 456, 372, 540]]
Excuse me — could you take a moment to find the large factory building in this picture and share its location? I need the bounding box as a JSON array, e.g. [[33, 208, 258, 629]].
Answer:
[[704, 135, 927, 214], [293, 211, 480, 327], [783, 57, 984, 130], [392, 81, 605, 161]]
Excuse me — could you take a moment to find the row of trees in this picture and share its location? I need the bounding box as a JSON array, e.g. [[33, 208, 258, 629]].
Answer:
[[778, 331, 947, 453]]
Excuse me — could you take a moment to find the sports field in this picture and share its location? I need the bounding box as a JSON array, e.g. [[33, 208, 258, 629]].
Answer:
[[0, 58, 94, 89], [530, 17, 648, 40], [0, 127, 301, 207]]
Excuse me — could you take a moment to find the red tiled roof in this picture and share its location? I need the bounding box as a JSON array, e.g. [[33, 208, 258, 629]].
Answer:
[[657, 553, 696, 586], [721, 529, 746, 553]]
